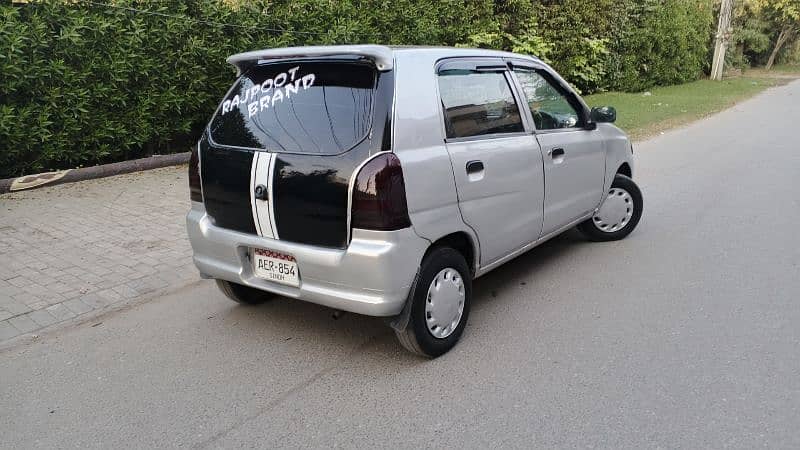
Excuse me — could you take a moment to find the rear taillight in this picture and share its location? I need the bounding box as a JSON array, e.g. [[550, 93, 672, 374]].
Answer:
[[351, 153, 411, 231], [189, 143, 202, 202]]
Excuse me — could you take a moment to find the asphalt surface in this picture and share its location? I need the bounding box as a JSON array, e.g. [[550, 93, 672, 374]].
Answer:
[[2, 80, 799, 449]]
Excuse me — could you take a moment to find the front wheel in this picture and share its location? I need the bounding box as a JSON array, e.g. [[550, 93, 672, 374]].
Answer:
[[577, 174, 643, 242], [395, 247, 472, 358]]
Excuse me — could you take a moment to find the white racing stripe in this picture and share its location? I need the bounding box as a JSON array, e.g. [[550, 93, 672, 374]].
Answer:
[[250, 152, 277, 239], [266, 151, 279, 239]]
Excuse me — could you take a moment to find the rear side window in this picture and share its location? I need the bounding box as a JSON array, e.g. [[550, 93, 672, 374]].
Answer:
[[438, 70, 524, 139], [209, 62, 376, 154]]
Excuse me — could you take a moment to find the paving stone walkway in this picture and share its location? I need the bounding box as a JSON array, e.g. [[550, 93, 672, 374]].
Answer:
[[0, 166, 196, 342]]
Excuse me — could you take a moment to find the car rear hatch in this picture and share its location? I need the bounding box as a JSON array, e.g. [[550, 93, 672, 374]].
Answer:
[[200, 50, 394, 249]]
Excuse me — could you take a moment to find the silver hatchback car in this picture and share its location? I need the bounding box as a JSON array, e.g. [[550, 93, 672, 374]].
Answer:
[[186, 45, 642, 357]]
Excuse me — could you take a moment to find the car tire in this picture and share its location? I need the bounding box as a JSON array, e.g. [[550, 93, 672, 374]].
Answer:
[[577, 174, 643, 242], [215, 279, 275, 305], [395, 247, 472, 358]]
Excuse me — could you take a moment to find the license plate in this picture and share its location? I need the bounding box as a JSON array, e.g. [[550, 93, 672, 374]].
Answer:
[[252, 248, 300, 287]]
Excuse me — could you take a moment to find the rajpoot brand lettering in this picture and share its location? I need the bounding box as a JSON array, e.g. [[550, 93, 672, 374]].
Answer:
[[220, 66, 316, 119]]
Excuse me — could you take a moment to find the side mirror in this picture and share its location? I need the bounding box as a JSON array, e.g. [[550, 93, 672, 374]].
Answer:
[[590, 106, 616, 123]]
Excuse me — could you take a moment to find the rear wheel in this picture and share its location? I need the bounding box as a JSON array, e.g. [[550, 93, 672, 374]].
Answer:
[[395, 247, 472, 358], [577, 174, 643, 241], [215, 279, 274, 305]]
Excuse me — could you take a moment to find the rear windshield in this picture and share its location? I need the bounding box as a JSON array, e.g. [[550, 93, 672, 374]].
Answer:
[[209, 61, 376, 154]]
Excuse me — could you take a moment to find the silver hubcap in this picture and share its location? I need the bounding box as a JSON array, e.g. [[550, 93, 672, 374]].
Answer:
[[593, 187, 634, 233], [425, 268, 465, 339]]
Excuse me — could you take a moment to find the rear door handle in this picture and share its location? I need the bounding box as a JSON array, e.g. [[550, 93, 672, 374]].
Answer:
[[550, 147, 565, 158], [466, 160, 484, 174]]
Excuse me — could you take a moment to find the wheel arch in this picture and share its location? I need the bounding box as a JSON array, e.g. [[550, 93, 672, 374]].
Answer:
[[425, 231, 478, 277], [617, 162, 632, 178], [597, 124, 634, 197], [389, 229, 478, 333]]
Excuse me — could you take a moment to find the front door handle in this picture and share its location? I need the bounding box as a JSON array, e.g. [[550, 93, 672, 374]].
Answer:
[[550, 147, 566, 164], [466, 160, 484, 174]]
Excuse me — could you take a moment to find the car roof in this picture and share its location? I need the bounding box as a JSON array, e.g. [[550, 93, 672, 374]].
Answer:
[[227, 45, 541, 73]]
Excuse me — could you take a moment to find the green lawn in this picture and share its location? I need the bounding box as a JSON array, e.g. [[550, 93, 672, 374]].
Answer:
[[584, 77, 788, 140], [766, 63, 800, 74]]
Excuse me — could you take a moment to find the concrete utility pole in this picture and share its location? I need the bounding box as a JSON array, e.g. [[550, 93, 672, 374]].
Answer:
[[711, 0, 735, 81]]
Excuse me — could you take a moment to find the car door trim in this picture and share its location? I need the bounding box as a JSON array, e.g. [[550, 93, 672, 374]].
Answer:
[[475, 211, 593, 277], [444, 131, 529, 144]]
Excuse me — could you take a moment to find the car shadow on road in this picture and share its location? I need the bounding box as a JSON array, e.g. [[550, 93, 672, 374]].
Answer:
[[469, 229, 586, 309], [214, 230, 588, 364]]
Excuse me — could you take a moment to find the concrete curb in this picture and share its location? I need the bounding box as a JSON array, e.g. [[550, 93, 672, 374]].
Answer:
[[0, 152, 191, 194]]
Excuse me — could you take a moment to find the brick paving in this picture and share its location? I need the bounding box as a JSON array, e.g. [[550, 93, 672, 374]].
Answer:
[[0, 166, 196, 343]]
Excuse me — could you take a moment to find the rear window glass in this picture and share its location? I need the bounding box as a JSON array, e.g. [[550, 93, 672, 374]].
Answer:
[[209, 62, 376, 154]]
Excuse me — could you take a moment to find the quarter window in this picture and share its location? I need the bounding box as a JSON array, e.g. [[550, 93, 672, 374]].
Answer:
[[438, 70, 524, 139], [514, 69, 582, 130]]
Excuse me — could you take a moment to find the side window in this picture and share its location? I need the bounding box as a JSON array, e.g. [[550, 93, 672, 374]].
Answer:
[[438, 69, 524, 139], [514, 69, 582, 130]]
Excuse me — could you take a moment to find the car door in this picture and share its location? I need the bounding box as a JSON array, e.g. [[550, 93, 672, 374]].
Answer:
[[438, 59, 545, 266], [511, 65, 606, 236]]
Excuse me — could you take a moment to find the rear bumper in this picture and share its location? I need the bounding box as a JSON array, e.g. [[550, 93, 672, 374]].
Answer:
[[186, 202, 429, 316]]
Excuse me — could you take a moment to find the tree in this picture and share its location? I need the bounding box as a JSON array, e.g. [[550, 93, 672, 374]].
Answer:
[[755, 0, 800, 69], [711, 0, 734, 80], [730, 0, 773, 68]]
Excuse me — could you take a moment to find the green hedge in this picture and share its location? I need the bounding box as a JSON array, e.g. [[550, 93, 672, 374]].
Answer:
[[609, 0, 714, 92], [0, 1, 258, 177], [0, 0, 713, 178]]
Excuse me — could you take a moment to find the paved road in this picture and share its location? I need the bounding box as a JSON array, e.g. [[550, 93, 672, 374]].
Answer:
[[2, 80, 799, 449]]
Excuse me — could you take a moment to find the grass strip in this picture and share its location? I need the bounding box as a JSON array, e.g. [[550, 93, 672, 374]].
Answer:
[[585, 76, 793, 140]]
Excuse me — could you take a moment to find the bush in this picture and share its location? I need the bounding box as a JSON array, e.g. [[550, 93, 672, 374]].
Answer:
[[0, 0, 713, 177], [0, 0, 263, 177], [534, 0, 619, 93], [462, 0, 713, 93], [609, 0, 713, 92], [0, 0, 493, 178]]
